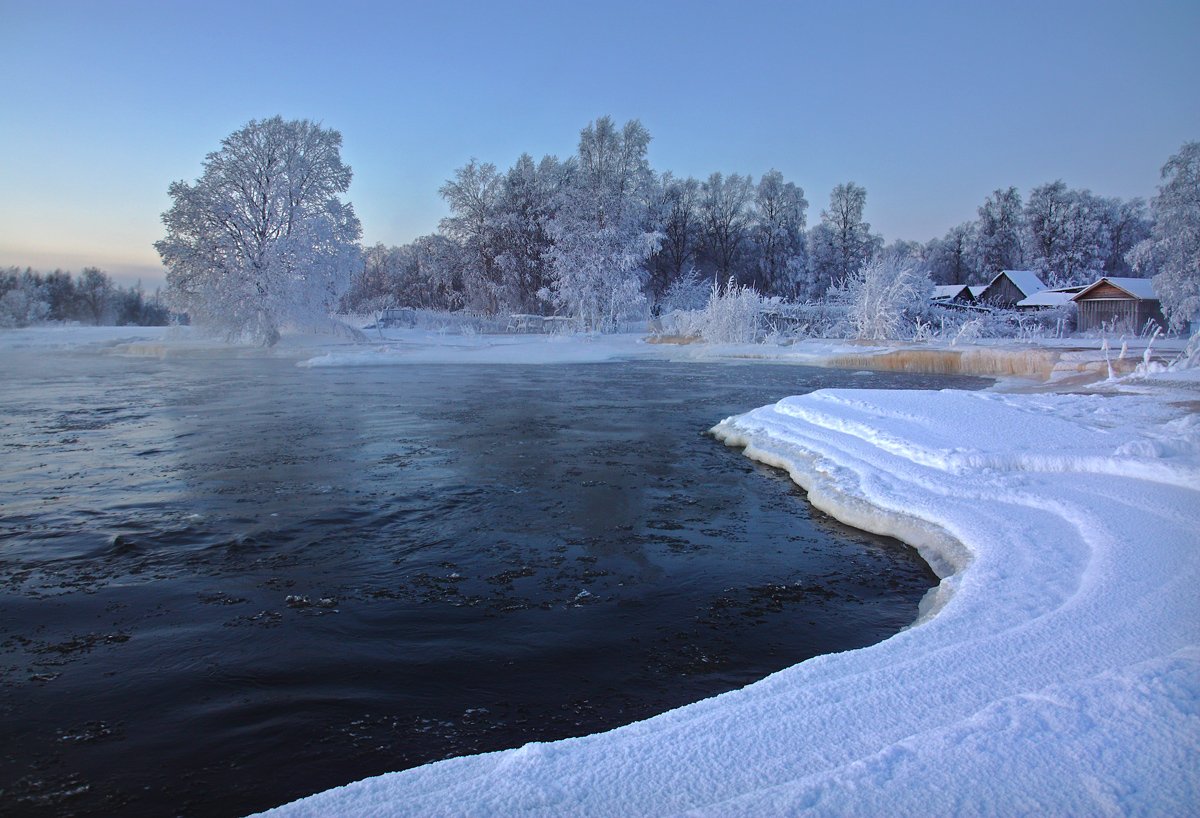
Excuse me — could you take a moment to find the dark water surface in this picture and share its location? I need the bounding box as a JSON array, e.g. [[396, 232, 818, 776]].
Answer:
[[0, 350, 987, 816]]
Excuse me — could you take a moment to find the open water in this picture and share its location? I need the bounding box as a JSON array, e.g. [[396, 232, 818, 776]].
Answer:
[[0, 350, 987, 816]]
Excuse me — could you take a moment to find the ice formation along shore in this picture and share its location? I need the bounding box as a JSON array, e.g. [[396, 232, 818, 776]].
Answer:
[[261, 386, 1199, 817]]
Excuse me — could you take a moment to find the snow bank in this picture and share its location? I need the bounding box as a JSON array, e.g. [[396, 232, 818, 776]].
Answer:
[[259, 387, 1200, 816]]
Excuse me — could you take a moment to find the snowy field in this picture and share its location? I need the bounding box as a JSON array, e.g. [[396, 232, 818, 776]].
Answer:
[[4, 326, 1198, 815]]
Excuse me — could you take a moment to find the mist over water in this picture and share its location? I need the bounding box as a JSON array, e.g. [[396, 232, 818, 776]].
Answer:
[[0, 352, 987, 816]]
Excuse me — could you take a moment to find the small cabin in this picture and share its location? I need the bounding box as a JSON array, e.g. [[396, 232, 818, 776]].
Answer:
[[1071, 278, 1164, 333], [931, 284, 975, 306], [977, 270, 1047, 309]]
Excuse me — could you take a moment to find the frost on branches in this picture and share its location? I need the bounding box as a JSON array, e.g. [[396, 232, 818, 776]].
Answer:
[[834, 253, 933, 340], [548, 117, 660, 331], [156, 117, 362, 346], [1131, 141, 1200, 332]]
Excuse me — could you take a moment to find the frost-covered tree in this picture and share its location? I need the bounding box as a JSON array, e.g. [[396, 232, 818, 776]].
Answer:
[[44, 270, 78, 321], [439, 158, 504, 313], [1026, 181, 1110, 288], [647, 172, 701, 305], [751, 169, 808, 297], [833, 252, 933, 340], [972, 186, 1027, 278], [698, 172, 754, 283], [548, 116, 658, 330], [493, 153, 563, 314], [77, 267, 114, 325], [0, 268, 50, 327], [156, 116, 362, 345], [1130, 141, 1200, 331], [926, 222, 978, 285], [807, 182, 883, 299], [1100, 196, 1151, 278]]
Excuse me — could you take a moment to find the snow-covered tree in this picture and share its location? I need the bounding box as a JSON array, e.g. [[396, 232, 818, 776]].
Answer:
[[548, 117, 658, 330], [43, 269, 78, 321], [807, 182, 883, 299], [439, 158, 504, 313], [0, 268, 50, 327], [1100, 196, 1151, 278], [493, 153, 563, 314], [1026, 181, 1110, 288], [751, 169, 808, 297], [77, 267, 114, 325], [647, 172, 701, 305], [698, 172, 753, 283], [156, 116, 362, 345], [1130, 141, 1200, 331], [833, 252, 933, 340], [925, 222, 978, 285], [972, 186, 1026, 278]]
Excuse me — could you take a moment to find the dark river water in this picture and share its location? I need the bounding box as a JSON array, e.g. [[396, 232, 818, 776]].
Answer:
[[0, 349, 987, 816]]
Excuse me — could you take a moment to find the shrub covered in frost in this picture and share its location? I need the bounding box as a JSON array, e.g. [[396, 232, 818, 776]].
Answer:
[[830, 254, 933, 340], [662, 277, 775, 343]]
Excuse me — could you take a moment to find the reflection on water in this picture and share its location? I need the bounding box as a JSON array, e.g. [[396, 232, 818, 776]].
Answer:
[[0, 351, 987, 816]]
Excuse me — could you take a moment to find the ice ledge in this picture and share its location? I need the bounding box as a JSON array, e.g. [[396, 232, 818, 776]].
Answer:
[[709, 423, 969, 622]]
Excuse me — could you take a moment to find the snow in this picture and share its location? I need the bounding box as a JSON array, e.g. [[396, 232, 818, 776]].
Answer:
[[256, 368, 1200, 815], [1017, 289, 1075, 308]]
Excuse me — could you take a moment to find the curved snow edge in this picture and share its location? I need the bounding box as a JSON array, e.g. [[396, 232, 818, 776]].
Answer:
[[708, 422, 969, 624]]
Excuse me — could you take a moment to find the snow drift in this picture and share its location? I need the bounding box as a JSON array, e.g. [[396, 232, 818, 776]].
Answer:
[[259, 387, 1200, 816]]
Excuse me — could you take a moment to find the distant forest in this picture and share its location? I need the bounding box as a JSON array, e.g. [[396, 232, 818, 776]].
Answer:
[[0, 267, 170, 328]]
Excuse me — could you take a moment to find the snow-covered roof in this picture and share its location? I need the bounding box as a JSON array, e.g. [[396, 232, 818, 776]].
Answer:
[[931, 285, 971, 301], [1018, 290, 1075, 308], [969, 285, 988, 298], [1072, 277, 1158, 301], [995, 270, 1048, 297]]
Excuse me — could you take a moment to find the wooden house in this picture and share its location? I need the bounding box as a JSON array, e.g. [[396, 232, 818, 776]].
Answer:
[[977, 270, 1047, 309], [1071, 278, 1164, 333], [931, 284, 975, 306]]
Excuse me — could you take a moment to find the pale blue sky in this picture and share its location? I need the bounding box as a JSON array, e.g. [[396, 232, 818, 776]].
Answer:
[[1, 0, 1197, 286]]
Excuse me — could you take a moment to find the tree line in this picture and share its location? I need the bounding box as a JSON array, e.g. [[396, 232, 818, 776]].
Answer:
[[151, 115, 1197, 344], [0, 266, 171, 328], [341, 116, 1181, 320]]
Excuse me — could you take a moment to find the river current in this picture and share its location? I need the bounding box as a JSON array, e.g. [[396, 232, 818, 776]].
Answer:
[[0, 350, 986, 816]]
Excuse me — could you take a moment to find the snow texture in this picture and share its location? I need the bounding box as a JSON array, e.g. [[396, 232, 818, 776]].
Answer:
[[259, 386, 1200, 817]]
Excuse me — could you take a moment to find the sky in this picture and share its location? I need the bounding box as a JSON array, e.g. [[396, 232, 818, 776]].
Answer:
[[1, 0, 1197, 288]]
